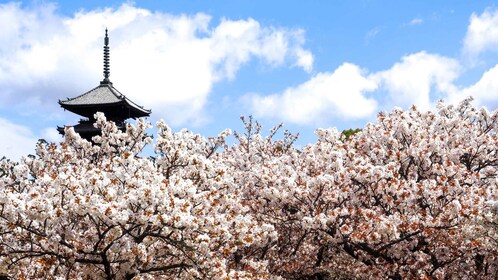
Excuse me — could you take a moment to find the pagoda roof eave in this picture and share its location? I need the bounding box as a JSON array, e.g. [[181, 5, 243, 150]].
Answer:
[[59, 100, 150, 119], [58, 83, 151, 118]]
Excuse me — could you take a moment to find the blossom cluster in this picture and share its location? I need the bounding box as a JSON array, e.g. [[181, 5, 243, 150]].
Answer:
[[0, 98, 497, 279]]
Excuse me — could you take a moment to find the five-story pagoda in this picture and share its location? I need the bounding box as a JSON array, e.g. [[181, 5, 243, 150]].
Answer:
[[58, 29, 151, 141]]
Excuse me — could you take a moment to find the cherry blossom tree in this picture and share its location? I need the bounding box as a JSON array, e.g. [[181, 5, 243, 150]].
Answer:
[[222, 98, 498, 279], [0, 98, 497, 279], [0, 113, 275, 279]]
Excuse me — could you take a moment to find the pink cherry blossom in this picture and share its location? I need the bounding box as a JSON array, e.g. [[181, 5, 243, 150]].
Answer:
[[0, 97, 497, 279]]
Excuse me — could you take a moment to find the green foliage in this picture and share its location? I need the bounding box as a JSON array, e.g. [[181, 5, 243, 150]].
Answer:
[[342, 128, 361, 139]]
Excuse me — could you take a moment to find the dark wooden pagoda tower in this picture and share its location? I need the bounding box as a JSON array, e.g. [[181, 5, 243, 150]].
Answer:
[[58, 29, 151, 141]]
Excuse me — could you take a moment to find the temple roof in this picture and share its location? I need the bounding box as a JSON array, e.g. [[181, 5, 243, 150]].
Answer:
[[58, 82, 151, 119], [60, 84, 123, 105]]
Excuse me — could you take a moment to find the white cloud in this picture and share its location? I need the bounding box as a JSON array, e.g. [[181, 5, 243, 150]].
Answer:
[[373, 52, 460, 111], [0, 118, 37, 160], [248, 52, 464, 126], [41, 127, 63, 143], [0, 2, 313, 126], [294, 47, 314, 72], [463, 8, 498, 57], [249, 63, 378, 125], [452, 64, 498, 108], [209, 19, 313, 78], [244, 8, 498, 127], [408, 18, 423, 26], [3, 1, 498, 140]]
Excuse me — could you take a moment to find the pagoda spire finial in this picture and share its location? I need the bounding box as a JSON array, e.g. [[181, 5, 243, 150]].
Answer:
[[101, 28, 111, 85]]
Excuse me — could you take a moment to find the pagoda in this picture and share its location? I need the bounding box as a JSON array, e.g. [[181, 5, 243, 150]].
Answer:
[[58, 29, 151, 141]]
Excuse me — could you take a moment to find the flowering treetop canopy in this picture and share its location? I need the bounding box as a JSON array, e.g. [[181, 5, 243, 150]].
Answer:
[[0, 98, 497, 279]]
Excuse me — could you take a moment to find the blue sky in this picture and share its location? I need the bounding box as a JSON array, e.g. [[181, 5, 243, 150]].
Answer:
[[2, 1, 498, 159]]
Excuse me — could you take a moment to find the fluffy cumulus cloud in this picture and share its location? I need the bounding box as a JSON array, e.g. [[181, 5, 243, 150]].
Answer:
[[249, 63, 378, 125], [5, 1, 498, 140], [373, 52, 461, 111], [455, 65, 498, 108], [0, 2, 313, 126], [210, 18, 313, 78], [463, 8, 498, 57], [249, 52, 461, 125], [0, 118, 38, 160], [246, 7, 498, 126], [457, 8, 498, 108]]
